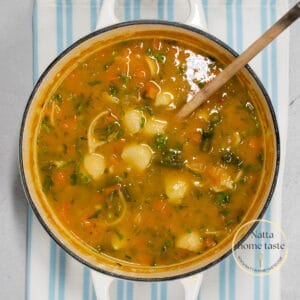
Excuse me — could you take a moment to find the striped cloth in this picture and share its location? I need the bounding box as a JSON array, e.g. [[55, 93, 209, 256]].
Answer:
[[27, 0, 289, 299]]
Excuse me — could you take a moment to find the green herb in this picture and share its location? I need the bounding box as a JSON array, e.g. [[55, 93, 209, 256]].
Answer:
[[162, 240, 171, 252], [115, 230, 124, 240], [146, 48, 153, 56], [70, 173, 78, 185], [95, 120, 122, 141], [41, 116, 52, 133], [159, 148, 184, 169], [43, 175, 53, 192], [71, 94, 91, 114], [41, 162, 56, 172], [225, 219, 235, 226], [88, 80, 101, 86], [82, 175, 92, 184], [178, 66, 185, 75], [109, 83, 118, 96], [140, 116, 146, 128], [116, 129, 124, 140], [221, 150, 243, 169], [52, 93, 62, 103], [198, 81, 205, 89], [88, 209, 101, 219], [257, 151, 264, 164], [154, 53, 166, 63], [154, 134, 168, 151], [215, 192, 231, 207], [200, 128, 214, 152], [119, 73, 131, 84], [146, 48, 166, 63], [141, 105, 154, 116], [122, 186, 133, 202], [209, 112, 221, 125], [70, 173, 91, 185]]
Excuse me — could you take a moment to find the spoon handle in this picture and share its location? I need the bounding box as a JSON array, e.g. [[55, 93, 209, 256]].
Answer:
[[177, 2, 300, 119]]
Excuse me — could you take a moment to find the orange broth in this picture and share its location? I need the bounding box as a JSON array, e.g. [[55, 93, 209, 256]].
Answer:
[[36, 37, 265, 266]]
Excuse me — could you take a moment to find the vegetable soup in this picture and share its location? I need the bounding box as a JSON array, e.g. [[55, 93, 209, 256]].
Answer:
[[36, 36, 265, 266]]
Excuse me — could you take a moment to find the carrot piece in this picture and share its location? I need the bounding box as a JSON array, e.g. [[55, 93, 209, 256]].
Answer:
[[190, 131, 202, 143], [136, 253, 152, 266], [61, 115, 78, 131], [53, 169, 68, 185], [59, 199, 72, 224], [203, 236, 217, 249], [144, 81, 160, 99], [248, 137, 260, 150], [104, 184, 121, 195], [153, 38, 161, 50], [152, 199, 170, 215]]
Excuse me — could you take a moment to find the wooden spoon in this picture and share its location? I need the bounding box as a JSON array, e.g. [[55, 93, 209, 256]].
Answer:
[[176, 2, 300, 119]]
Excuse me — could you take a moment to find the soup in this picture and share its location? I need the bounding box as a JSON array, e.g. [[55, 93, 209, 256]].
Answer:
[[36, 36, 265, 267]]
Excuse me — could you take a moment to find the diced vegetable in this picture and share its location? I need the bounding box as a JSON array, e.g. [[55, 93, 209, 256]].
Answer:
[[159, 148, 184, 168], [200, 128, 214, 152], [144, 81, 160, 99], [215, 191, 231, 207], [176, 231, 203, 252], [83, 153, 106, 180], [102, 91, 119, 104], [145, 56, 159, 77], [221, 150, 243, 169], [206, 166, 234, 192], [165, 176, 188, 200], [143, 118, 167, 136], [123, 109, 145, 135], [155, 91, 174, 106], [111, 231, 128, 250], [121, 143, 153, 170]]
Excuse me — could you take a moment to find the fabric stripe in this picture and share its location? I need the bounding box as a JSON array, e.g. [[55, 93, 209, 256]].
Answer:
[[263, 1, 279, 299], [202, 0, 208, 22], [117, 280, 124, 300], [158, 0, 164, 19], [90, 0, 97, 30], [56, 0, 64, 52], [254, 0, 270, 300], [125, 0, 131, 21], [82, 267, 90, 300], [219, 261, 226, 300], [167, 0, 173, 20], [126, 281, 134, 300], [134, 0, 140, 19], [226, 0, 233, 47], [48, 241, 57, 300], [236, 0, 243, 52], [151, 283, 158, 300], [58, 249, 66, 300], [66, 0, 73, 46], [160, 282, 167, 300]]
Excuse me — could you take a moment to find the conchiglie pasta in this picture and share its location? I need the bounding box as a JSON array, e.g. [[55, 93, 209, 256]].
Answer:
[[123, 110, 145, 135], [121, 143, 153, 171]]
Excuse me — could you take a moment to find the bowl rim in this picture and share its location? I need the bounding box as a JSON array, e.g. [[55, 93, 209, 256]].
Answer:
[[19, 19, 280, 281]]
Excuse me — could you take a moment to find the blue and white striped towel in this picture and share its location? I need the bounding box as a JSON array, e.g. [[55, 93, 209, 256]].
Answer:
[[27, 1, 289, 299]]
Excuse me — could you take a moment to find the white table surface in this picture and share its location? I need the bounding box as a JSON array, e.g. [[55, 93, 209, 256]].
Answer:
[[0, 0, 299, 299]]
